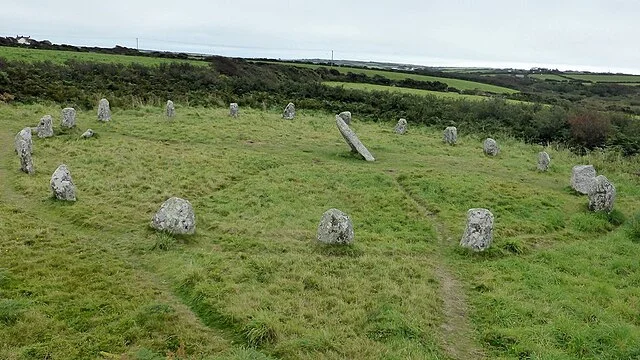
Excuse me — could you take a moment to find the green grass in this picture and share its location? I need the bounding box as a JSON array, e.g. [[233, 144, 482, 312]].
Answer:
[[0, 46, 208, 66], [257, 61, 518, 94], [1, 103, 640, 359], [563, 73, 640, 83], [530, 74, 570, 82]]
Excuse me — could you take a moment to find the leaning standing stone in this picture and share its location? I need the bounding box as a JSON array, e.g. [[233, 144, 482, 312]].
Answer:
[[317, 208, 354, 245], [338, 111, 352, 125], [483, 138, 499, 156], [443, 126, 457, 145], [151, 197, 196, 235], [230, 103, 239, 117], [460, 208, 494, 252], [283, 102, 295, 120], [36, 115, 54, 138], [166, 100, 176, 118], [395, 118, 407, 134], [537, 151, 551, 171], [81, 129, 95, 138], [61, 108, 76, 129], [571, 165, 596, 195], [336, 115, 375, 161], [588, 175, 616, 213], [50, 164, 76, 201], [14, 127, 32, 155], [97, 98, 111, 122]]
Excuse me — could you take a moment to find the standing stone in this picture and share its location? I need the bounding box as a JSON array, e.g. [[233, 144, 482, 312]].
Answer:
[[317, 208, 354, 245], [460, 208, 494, 252], [336, 115, 375, 161], [151, 197, 196, 235], [395, 118, 407, 134], [443, 126, 457, 145], [483, 138, 499, 156], [97, 98, 111, 122], [166, 100, 175, 118], [338, 111, 352, 125], [50, 164, 76, 201], [571, 165, 597, 195], [537, 151, 551, 171], [36, 115, 54, 138], [17, 142, 34, 175], [588, 175, 616, 213], [230, 103, 239, 118], [14, 127, 32, 155], [283, 102, 295, 120], [61, 107, 76, 129], [81, 129, 95, 138]]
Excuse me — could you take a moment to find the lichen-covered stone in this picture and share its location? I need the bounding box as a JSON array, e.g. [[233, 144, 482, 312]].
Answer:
[[14, 127, 32, 155], [338, 111, 352, 125], [18, 145, 34, 175], [460, 208, 494, 252], [336, 115, 375, 161], [483, 138, 499, 156], [571, 165, 596, 194], [443, 126, 457, 145], [395, 118, 407, 134], [588, 175, 616, 213], [230, 103, 239, 117], [283, 102, 295, 120], [97, 98, 111, 121], [151, 197, 196, 235], [81, 129, 95, 138], [61, 108, 76, 129], [317, 208, 354, 245], [50, 164, 76, 201], [36, 115, 54, 138], [537, 151, 551, 171], [166, 100, 176, 118]]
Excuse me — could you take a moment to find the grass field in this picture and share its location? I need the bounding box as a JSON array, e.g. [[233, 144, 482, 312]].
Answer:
[[1, 103, 640, 359], [0, 46, 208, 66], [257, 61, 518, 94], [530, 74, 570, 82], [562, 73, 640, 83]]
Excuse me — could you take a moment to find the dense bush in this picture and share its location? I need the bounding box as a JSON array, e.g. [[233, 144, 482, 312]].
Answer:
[[568, 111, 612, 150]]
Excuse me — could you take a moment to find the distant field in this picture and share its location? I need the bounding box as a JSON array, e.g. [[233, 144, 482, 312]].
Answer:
[[563, 73, 640, 83], [259, 61, 518, 94], [0, 46, 208, 66], [530, 74, 569, 81]]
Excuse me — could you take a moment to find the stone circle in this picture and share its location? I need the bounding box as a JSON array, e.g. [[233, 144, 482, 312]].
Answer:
[[588, 175, 616, 213], [36, 115, 54, 138], [336, 115, 375, 161], [97, 98, 111, 121], [537, 151, 551, 171], [395, 119, 407, 135], [460, 208, 494, 252], [230, 103, 239, 117], [151, 197, 196, 235], [338, 111, 352, 125], [483, 138, 499, 156], [50, 164, 76, 201], [443, 126, 457, 145], [283, 102, 295, 120], [15, 127, 32, 155], [317, 208, 354, 245], [61, 107, 76, 129], [571, 165, 596, 194], [166, 100, 176, 118]]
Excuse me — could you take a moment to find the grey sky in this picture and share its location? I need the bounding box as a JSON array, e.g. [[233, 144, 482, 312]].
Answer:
[[2, 0, 639, 73]]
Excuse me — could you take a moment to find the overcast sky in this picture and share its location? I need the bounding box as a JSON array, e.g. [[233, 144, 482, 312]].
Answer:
[[2, 0, 639, 73]]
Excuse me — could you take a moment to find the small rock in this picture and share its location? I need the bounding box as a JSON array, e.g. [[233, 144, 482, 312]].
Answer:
[[14, 127, 32, 155], [338, 111, 352, 125], [36, 115, 54, 138], [588, 175, 616, 213], [151, 197, 196, 235], [483, 138, 499, 156], [61, 107, 76, 129], [283, 102, 295, 120], [81, 129, 95, 138], [443, 126, 457, 145], [50, 164, 76, 201], [97, 98, 111, 122], [230, 103, 239, 117], [317, 208, 354, 245], [166, 100, 175, 118], [336, 115, 375, 161], [460, 208, 494, 252], [537, 151, 551, 171], [571, 165, 596, 194], [395, 118, 407, 134]]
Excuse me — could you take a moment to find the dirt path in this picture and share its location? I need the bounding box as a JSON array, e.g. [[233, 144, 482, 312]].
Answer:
[[393, 177, 484, 360]]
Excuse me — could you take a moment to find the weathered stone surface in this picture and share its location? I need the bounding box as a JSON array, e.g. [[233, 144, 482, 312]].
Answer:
[[230, 103, 239, 117], [61, 107, 76, 129], [97, 98, 111, 121], [317, 208, 354, 245], [460, 208, 494, 252], [151, 197, 196, 235], [336, 115, 375, 161], [395, 118, 407, 134], [443, 126, 457, 145], [50, 164, 76, 201], [283, 102, 295, 120], [483, 138, 499, 156], [588, 175, 616, 213], [166, 100, 175, 118], [36, 115, 54, 138], [14, 127, 32, 155], [81, 129, 95, 138], [17, 143, 34, 175], [571, 165, 596, 194], [537, 151, 551, 171], [338, 111, 352, 125]]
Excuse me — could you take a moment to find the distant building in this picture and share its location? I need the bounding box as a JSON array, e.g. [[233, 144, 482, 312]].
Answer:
[[16, 36, 31, 45]]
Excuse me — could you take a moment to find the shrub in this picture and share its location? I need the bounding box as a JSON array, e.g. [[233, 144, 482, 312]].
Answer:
[[568, 111, 611, 150]]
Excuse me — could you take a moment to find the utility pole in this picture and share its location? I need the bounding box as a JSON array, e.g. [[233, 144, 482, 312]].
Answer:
[[331, 50, 334, 66], [136, 38, 139, 50]]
